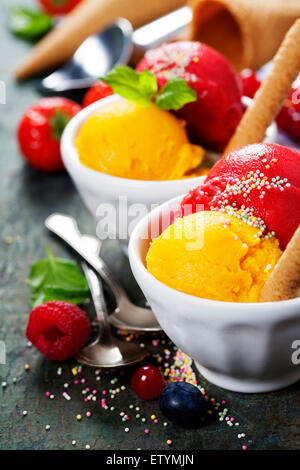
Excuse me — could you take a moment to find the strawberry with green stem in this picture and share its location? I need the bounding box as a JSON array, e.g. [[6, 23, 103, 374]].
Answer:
[[17, 97, 81, 172]]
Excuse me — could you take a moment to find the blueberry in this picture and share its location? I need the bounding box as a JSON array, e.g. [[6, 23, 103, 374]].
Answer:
[[158, 382, 207, 427]]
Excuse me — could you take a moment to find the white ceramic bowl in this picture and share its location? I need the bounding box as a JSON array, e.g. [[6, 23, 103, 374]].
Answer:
[[61, 95, 277, 244], [128, 194, 300, 393], [60, 95, 205, 243]]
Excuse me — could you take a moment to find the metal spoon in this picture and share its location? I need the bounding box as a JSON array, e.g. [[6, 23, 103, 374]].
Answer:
[[39, 18, 133, 93], [39, 6, 192, 93], [45, 213, 161, 333], [76, 261, 147, 368]]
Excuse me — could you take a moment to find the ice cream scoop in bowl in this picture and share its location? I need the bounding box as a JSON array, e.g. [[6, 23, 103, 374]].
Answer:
[[60, 94, 277, 248], [60, 94, 207, 246], [128, 193, 300, 393]]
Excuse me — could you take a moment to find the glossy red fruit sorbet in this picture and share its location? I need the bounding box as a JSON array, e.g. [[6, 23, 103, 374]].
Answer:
[[131, 365, 165, 400], [177, 143, 300, 250], [137, 41, 243, 152], [39, 0, 83, 15]]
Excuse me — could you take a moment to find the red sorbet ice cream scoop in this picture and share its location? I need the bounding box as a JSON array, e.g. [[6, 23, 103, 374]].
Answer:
[[136, 41, 243, 152], [177, 143, 300, 250]]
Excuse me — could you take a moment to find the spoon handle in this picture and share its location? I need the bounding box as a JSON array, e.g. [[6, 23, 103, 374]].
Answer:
[[80, 261, 111, 340], [45, 213, 127, 304], [132, 6, 192, 53]]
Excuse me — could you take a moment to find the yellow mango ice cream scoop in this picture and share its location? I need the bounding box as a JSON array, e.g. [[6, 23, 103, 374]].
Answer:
[[76, 99, 204, 181], [146, 211, 282, 303]]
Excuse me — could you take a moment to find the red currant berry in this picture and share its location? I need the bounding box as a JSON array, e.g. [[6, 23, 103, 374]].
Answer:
[[131, 365, 165, 400], [276, 87, 300, 142], [240, 69, 261, 98]]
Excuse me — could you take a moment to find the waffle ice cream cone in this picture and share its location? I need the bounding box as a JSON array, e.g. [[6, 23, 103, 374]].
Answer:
[[15, 0, 186, 80], [260, 226, 300, 302], [190, 0, 300, 71]]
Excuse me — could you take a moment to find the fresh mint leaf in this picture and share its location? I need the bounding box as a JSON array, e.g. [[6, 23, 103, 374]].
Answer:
[[155, 78, 197, 111], [102, 65, 157, 106], [8, 7, 53, 40], [138, 69, 158, 97], [102, 66, 197, 111], [28, 247, 89, 308]]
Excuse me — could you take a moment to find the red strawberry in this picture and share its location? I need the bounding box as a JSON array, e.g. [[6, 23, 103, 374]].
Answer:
[[82, 80, 113, 107], [17, 97, 81, 172], [276, 87, 300, 142]]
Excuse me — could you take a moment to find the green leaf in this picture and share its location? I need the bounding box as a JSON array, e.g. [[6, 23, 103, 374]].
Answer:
[[102, 65, 197, 111], [7, 7, 53, 40], [138, 69, 158, 97], [101, 65, 157, 106], [50, 109, 71, 140], [155, 78, 197, 111], [28, 247, 89, 308]]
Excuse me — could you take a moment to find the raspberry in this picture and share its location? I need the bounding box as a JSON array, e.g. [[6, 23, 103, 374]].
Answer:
[[26, 301, 90, 361]]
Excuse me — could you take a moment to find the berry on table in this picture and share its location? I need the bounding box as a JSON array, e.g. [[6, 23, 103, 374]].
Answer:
[[136, 41, 243, 152], [26, 301, 90, 361], [17, 97, 81, 172], [158, 382, 208, 427], [131, 365, 165, 400], [82, 80, 113, 108]]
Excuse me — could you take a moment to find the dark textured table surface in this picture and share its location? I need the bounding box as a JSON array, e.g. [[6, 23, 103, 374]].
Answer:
[[0, 0, 300, 451]]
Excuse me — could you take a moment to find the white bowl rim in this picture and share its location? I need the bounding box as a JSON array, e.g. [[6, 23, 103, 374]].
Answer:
[[61, 94, 206, 187], [128, 193, 300, 321]]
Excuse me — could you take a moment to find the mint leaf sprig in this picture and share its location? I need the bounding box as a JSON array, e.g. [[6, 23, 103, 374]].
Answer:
[[28, 247, 90, 308], [102, 65, 197, 111]]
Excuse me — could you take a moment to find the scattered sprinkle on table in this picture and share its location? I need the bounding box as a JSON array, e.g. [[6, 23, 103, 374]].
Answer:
[[15, 332, 251, 450]]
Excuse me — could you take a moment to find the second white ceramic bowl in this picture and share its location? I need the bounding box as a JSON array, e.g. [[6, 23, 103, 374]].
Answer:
[[60, 95, 206, 244], [128, 195, 300, 393]]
